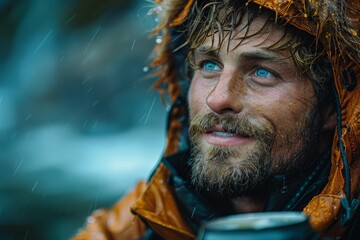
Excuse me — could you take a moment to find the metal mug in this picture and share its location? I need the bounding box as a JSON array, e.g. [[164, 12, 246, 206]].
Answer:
[[197, 211, 319, 240]]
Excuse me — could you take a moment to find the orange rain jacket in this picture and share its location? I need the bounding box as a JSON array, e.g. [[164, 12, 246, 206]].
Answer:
[[73, 0, 360, 239]]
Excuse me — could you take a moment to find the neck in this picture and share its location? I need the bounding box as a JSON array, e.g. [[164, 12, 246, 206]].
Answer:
[[230, 183, 270, 213], [229, 151, 331, 214], [231, 195, 267, 213]]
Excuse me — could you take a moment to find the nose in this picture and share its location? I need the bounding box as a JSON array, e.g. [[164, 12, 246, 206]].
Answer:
[[206, 71, 243, 114]]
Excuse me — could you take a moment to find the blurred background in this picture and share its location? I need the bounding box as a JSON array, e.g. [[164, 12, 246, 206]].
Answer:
[[0, 0, 167, 239]]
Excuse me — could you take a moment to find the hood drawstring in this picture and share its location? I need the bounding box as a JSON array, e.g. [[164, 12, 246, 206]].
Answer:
[[333, 83, 359, 226], [342, 67, 357, 91], [164, 96, 188, 156], [284, 151, 330, 211]]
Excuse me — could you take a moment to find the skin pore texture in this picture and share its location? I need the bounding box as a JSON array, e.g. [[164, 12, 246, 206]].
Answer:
[[187, 13, 334, 213]]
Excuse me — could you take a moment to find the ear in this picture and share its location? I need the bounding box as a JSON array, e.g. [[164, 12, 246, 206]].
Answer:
[[321, 104, 337, 131]]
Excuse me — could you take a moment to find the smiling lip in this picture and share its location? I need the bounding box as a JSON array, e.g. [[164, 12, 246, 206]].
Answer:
[[203, 125, 254, 147]]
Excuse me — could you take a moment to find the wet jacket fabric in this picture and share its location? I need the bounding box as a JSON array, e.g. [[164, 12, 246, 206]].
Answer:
[[72, 162, 195, 240], [73, 151, 360, 239], [73, 0, 360, 239]]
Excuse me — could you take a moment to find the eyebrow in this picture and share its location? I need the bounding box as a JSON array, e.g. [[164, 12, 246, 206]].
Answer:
[[193, 45, 289, 65], [241, 50, 289, 65], [193, 46, 219, 58]]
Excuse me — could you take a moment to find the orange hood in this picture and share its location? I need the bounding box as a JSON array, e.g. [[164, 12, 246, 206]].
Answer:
[[148, 0, 360, 236]]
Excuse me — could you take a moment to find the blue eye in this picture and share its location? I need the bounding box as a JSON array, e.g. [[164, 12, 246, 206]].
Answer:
[[203, 61, 221, 71], [255, 68, 271, 77]]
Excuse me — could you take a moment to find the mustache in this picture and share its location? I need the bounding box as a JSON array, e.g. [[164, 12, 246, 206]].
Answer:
[[189, 112, 274, 143]]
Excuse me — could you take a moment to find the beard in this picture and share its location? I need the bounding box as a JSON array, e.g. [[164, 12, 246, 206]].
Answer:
[[188, 110, 320, 198]]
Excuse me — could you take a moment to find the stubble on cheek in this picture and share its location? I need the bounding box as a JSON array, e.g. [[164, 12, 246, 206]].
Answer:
[[269, 105, 321, 175]]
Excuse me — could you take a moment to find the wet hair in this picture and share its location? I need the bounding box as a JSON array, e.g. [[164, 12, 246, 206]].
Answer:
[[177, 0, 332, 103]]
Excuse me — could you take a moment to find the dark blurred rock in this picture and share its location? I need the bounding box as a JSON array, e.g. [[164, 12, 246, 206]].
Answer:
[[0, 0, 166, 239]]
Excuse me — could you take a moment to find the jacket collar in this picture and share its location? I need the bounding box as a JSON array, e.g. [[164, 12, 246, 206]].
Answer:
[[131, 150, 331, 238], [130, 158, 195, 240]]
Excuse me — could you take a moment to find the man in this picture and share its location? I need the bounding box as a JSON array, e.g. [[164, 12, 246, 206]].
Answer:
[[73, 0, 360, 239]]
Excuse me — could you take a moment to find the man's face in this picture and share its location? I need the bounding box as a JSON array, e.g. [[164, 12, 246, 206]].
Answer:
[[188, 14, 321, 197]]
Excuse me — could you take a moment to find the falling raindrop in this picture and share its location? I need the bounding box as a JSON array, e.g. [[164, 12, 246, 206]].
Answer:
[[82, 76, 92, 85], [143, 97, 156, 125], [13, 158, 24, 176], [131, 39, 136, 51], [92, 120, 98, 129], [10, 131, 17, 140], [191, 206, 197, 218], [24, 229, 29, 240], [65, 14, 76, 25], [34, 30, 53, 54], [31, 181, 38, 192], [83, 26, 102, 55], [92, 100, 99, 107]]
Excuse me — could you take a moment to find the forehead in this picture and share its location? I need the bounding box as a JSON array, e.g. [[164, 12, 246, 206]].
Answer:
[[197, 12, 287, 53]]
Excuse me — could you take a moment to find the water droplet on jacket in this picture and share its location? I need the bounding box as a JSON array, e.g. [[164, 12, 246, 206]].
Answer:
[[351, 29, 358, 36], [92, 233, 101, 238], [143, 66, 149, 72], [155, 36, 162, 44], [87, 217, 95, 223]]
